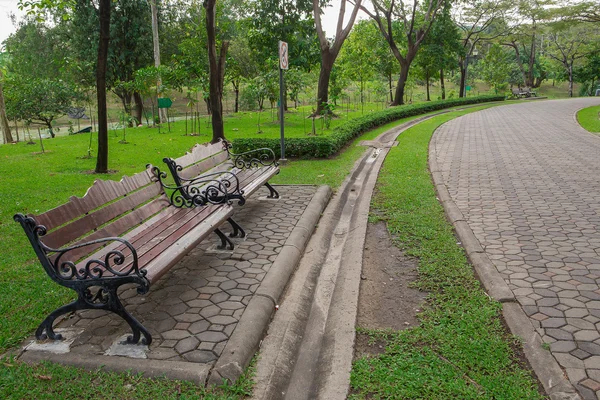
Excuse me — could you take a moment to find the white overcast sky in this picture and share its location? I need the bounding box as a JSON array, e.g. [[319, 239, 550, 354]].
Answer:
[[0, 1, 365, 49]]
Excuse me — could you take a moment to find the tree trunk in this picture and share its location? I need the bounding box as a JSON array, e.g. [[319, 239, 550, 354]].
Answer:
[[426, 75, 430, 101], [233, 80, 239, 113], [43, 119, 55, 138], [391, 59, 409, 106], [440, 69, 446, 100], [204, 0, 228, 143], [0, 70, 13, 143], [133, 92, 143, 125], [149, 0, 167, 124], [315, 52, 335, 115], [95, 0, 110, 173], [459, 59, 466, 98], [388, 72, 393, 103], [14, 119, 20, 142], [568, 63, 573, 98]]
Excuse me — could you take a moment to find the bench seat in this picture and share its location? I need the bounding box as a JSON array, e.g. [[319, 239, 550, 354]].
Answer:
[[15, 165, 234, 346]]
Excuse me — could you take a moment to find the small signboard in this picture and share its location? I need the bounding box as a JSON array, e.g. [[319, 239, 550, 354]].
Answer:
[[279, 41, 289, 70], [466, 85, 472, 91], [158, 98, 173, 108]]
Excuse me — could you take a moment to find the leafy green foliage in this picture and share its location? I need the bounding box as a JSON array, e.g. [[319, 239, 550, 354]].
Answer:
[[480, 44, 515, 93], [4, 76, 82, 136], [233, 95, 505, 158]]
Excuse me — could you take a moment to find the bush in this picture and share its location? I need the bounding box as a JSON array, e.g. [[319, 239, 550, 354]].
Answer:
[[233, 95, 505, 158]]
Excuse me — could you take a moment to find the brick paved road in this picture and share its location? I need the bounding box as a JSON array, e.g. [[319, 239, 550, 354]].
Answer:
[[432, 98, 600, 399]]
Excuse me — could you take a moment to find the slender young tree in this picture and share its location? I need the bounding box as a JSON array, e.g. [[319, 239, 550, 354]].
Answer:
[[313, 0, 362, 114], [360, 0, 446, 105]]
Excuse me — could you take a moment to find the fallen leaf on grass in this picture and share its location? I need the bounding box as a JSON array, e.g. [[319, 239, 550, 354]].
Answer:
[[35, 374, 52, 380], [3, 362, 13, 367]]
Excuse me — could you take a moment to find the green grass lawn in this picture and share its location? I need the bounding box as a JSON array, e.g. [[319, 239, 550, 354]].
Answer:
[[1, 101, 537, 398], [0, 105, 434, 399], [577, 105, 600, 133], [349, 109, 544, 399]]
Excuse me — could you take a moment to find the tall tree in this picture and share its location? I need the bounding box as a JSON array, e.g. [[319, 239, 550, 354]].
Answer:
[[313, 0, 362, 114], [204, 0, 229, 143], [546, 22, 600, 97], [148, 0, 168, 123], [19, 0, 112, 173], [501, 0, 553, 88], [0, 69, 13, 143], [453, 0, 513, 97], [360, 0, 446, 105]]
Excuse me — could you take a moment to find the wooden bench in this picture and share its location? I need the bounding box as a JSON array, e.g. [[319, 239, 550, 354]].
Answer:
[[14, 165, 239, 346], [153, 140, 280, 237]]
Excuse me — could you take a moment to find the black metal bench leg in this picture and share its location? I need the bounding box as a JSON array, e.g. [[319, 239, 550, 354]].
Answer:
[[227, 217, 246, 238], [109, 294, 152, 346], [215, 228, 234, 250], [265, 183, 280, 199], [35, 299, 81, 341]]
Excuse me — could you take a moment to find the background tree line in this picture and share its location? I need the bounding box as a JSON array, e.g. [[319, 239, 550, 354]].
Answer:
[[0, 0, 598, 170]]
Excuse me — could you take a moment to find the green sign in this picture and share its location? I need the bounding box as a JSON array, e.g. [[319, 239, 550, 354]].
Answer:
[[466, 85, 472, 91], [158, 98, 173, 108]]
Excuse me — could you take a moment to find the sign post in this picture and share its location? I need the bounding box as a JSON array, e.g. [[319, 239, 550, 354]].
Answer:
[[278, 41, 288, 161]]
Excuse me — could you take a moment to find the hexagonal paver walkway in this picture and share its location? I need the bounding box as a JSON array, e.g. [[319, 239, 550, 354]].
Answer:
[[20, 185, 319, 379], [432, 98, 600, 399]]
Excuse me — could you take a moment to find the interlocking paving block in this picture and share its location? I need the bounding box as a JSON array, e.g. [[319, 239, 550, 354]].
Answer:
[[432, 99, 600, 399]]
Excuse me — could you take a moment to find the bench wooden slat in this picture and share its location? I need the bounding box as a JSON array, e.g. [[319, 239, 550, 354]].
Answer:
[[72, 200, 193, 268], [35, 169, 154, 230], [50, 196, 170, 263], [173, 142, 223, 169], [81, 205, 230, 282], [179, 152, 230, 181], [144, 206, 233, 283], [43, 183, 163, 249]]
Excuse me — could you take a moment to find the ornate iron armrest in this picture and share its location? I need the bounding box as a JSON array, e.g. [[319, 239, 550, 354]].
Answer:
[[221, 139, 279, 170], [14, 214, 147, 284], [152, 163, 245, 207]]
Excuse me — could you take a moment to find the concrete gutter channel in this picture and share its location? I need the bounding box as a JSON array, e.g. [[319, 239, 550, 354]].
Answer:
[[253, 101, 577, 400]]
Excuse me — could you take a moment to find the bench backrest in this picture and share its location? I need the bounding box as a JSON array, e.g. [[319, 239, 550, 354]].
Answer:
[[168, 141, 230, 182], [28, 167, 168, 262]]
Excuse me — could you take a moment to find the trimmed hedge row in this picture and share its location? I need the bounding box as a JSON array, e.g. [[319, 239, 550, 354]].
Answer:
[[233, 95, 505, 158]]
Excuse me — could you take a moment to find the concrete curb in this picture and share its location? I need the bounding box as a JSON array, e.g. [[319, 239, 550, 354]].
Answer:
[[208, 185, 332, 385], [428, 126, 580, 400], [20, 349, 211, 384]]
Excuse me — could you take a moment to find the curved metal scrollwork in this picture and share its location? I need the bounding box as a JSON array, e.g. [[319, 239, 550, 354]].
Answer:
[[14, 214, 146, 283], [222, 139, 279, 170], [152, 161, 245, 207]]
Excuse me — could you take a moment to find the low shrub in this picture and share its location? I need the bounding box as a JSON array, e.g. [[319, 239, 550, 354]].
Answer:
[[233, 95, 505, 158]]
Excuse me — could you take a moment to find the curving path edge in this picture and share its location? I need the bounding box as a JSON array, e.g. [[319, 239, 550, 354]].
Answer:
[[430, 98, 600, 400]]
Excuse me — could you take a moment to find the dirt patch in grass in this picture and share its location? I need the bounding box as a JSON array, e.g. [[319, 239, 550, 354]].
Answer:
[[355, 221, 427, 358]]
